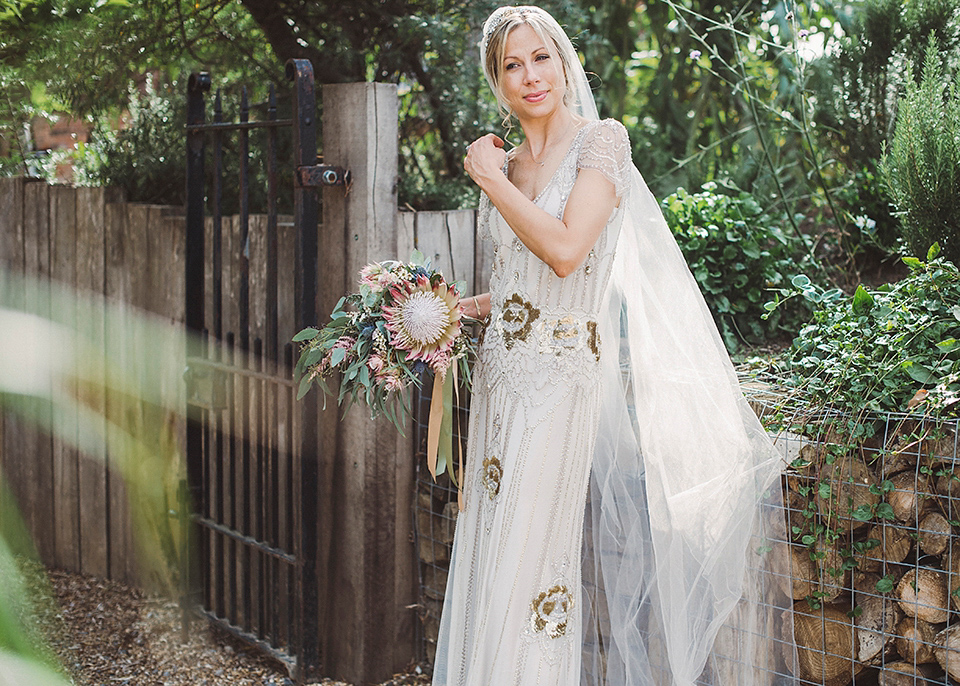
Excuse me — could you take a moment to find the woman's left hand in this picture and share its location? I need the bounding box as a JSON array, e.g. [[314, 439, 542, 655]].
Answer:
[[464, 134, 507, 189]]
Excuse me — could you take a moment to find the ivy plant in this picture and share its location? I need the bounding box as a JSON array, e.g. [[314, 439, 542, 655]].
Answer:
[[780, 246, 960, 421]]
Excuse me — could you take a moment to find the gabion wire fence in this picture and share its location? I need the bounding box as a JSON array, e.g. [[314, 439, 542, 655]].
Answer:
[[413, 370, 960, 685]]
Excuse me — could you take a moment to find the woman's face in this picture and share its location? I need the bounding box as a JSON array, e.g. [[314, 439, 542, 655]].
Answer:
[[499, 23, 566, 120]]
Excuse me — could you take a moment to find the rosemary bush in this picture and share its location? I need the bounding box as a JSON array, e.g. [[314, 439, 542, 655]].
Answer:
[[881, 37, 960, 266]]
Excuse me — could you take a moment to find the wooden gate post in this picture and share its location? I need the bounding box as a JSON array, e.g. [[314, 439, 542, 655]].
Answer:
[[319, 82, 416, 684]]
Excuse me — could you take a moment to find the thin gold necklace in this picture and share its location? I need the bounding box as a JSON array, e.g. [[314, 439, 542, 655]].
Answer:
[[528, 119, 578, 167]]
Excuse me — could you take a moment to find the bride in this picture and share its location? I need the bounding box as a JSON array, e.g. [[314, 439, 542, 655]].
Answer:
[[436, 6, 793, 685]]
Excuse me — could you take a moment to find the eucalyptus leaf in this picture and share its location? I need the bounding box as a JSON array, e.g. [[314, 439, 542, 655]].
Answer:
[[292, 327, 319, 342]]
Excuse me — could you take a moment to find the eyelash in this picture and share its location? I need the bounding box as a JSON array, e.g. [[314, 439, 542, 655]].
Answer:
[[506, 54, 550, 70]]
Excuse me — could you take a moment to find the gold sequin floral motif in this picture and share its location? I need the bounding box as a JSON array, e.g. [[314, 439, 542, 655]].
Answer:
[[500, 294, 540, 349], [587, 321, 600, 361], [481, 456, 502, 499], [531, 584, 573, 638]]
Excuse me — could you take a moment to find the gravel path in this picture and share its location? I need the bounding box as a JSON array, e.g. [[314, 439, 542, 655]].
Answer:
[[26, 565, 429, 686]]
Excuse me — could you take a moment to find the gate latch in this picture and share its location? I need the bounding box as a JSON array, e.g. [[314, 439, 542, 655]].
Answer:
[[297, 164, 351, 188]]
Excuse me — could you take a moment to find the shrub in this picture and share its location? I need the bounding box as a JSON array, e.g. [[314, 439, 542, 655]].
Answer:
[[785, 247, 960, 420], [661, 182, 812, 350], [881, 36, 960, 266]]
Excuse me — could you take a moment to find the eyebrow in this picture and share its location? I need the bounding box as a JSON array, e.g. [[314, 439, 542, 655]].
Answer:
[[503, 46, 549, 61]]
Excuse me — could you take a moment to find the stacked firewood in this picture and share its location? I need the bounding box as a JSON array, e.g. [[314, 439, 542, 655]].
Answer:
[[782, 420, 960, 685]]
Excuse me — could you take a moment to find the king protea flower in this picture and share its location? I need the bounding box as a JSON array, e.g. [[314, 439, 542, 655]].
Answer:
[[382, 275, 462, 369]]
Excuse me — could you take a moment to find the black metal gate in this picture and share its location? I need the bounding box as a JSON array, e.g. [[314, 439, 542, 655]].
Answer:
[[181, 59, 347, 681]]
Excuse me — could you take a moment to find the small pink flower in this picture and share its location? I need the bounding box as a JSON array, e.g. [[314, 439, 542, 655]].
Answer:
[[430, 351, 452, 378], [376, 370, 405, 393], [359, 263, 384, 288], [334, 335, 356, 351], [367, 355, 385, 373]]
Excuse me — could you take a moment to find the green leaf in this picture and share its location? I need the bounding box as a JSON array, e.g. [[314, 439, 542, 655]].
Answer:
[[903, 359, 938, 384], [875, 503, 895, 520], [875, 575, 895, 593], [297, 374, 313, 401], [902, 256, 923, 270], [292, 327, 319, 342], [852, 285, 874, 315], [927, 242, 942, 260], [791, 274, 811, 288], [331, 347, 346, 367], [937, 338, 960, 353]]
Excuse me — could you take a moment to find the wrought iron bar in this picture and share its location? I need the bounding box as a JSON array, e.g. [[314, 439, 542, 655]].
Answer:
[[195, 608, 297, 675], [287, 57, 321, 682], [186, 119, 293, 131], [184, 70, 210, 637], [185, 356, 297, 387], [189, 515, 296, 564]]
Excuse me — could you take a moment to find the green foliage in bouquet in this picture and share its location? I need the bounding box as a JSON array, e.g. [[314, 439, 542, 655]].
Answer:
[[784, 245, 960, 423], [660, 183, 812, 351], [882, 36, 960, 266]]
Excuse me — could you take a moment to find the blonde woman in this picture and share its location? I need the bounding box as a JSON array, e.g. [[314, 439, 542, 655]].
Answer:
[[437, 7, 793, 685]]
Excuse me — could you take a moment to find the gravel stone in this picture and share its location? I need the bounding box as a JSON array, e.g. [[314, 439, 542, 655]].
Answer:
[[23, 564, 429, 686]]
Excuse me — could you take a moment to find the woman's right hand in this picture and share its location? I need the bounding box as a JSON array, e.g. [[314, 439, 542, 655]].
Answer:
[[463, 134, 507, 189]]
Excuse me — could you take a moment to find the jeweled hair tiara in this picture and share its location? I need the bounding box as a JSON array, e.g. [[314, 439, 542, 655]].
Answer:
[[481, 6, 544, 53]]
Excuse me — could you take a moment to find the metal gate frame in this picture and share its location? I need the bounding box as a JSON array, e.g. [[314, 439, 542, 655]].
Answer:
[[181, 59, 347, 682]]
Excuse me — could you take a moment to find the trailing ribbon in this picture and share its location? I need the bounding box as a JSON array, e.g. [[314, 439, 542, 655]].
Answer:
[[425, 366, 464, 511]]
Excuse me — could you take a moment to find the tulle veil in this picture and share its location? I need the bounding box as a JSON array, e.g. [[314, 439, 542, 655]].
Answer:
[[479, 7, 798, 685]]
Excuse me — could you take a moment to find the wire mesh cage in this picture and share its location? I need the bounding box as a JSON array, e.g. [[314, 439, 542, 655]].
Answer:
[[412, 367, 960, 684]]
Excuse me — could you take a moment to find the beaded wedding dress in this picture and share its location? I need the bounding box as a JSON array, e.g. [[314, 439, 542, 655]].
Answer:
[[432, 118, 631, 685]]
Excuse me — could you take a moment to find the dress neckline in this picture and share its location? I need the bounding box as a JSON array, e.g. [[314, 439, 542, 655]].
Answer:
[[506, 121, 595, 205]]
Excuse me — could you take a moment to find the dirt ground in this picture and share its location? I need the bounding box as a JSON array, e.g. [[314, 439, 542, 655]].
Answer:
[[24, 564, 429, 686]]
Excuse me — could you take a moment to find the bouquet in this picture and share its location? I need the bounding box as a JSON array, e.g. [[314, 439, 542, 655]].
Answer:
[[294, 251, 474, 486]]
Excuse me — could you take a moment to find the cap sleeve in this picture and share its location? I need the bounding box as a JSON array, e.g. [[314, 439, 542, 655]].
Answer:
[[577, 119, 631, 198]]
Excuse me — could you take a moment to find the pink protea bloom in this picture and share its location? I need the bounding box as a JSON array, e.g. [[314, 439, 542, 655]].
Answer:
[[382, 275, 462, 364], [367, 355, 385, 374]]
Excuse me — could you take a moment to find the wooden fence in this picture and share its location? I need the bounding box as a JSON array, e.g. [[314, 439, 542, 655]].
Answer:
[[0, 178, 189, 587], [0, 172, 483, 671]]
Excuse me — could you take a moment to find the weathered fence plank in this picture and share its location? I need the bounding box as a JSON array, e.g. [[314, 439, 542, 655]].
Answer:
[[22, 180, 54, 564], [50, 185, 81, 571], [0, 176, 24, 271], [320, 81, 416, 684], [104, 197, 134, 585], [76, 186, 110, 578], [0, 176, 26, 559]]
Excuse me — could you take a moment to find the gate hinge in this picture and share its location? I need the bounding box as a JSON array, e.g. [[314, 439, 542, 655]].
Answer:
[[297, 164, 351, 188]]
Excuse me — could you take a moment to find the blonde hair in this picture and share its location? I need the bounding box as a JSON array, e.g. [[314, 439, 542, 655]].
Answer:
[[481, 6, 577, 128]]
